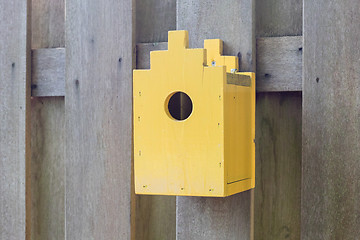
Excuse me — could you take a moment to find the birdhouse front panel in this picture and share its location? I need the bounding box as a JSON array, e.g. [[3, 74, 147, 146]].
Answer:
[[133, 30, 255, 197]]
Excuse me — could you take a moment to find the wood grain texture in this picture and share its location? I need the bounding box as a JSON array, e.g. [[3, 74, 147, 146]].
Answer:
[[302, 1, 360, 239], [31, 0, 64, 48], [0, 0, 31, 239], [254, 0, 303, 239], [65, 0, 135, 239], [254, 92, 301, 240], [136, 0, 176, 43], [256, 36, 302, 92], [176, 1, 255, 239], [136, 196, 176, 240], [177, 0, 255, 73], [256, 0, 302, 37], [31, 0, 66, 239], [177, 195, 252, 239], [30, 98, 65, 240], [31, 48, 65, 97], [30, 38, 302, 97]]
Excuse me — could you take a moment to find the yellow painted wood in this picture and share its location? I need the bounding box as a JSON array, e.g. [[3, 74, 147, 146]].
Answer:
[[133, 30, 255, 197]]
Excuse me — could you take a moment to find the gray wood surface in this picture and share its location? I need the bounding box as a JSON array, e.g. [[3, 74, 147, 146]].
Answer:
[[176, 1, 255, 239], [255, 93, 301, 240], [256, 36, 302, 92], [30, 98, 65, 240], [256, 0, 302, 37], [177, 0, 255, 72], [136, 196, 176, 240], [31, 48, 65, 97], [254, 0, 303, 239], [177, 196, 252, 239], [30, 37, 301, 97], [30, 0, 66, 239], [0, 0, 31, 239], [65, 0, 135, 239], [302, 1, 360, 239], [136, 0, 176, 43], [32, 0, 64, 48]]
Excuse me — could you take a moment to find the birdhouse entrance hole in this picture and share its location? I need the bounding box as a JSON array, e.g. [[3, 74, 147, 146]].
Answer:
[[166, 92, 193, 121]]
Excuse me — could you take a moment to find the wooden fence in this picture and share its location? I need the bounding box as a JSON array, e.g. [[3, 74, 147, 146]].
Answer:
[[0, 0, 359, 239]]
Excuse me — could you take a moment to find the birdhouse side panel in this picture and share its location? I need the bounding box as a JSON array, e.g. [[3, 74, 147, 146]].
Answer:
[[224, 72, 255, 196]]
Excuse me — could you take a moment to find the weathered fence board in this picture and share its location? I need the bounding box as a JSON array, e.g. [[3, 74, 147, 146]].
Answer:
[[32, 36, 302, 97], [30, 98, 65, 240], [256, 36, 302, 92], [31, 48, 65, 97], [65, 0, 135, 239], [256, 0, 302, 37], [136, 0, 176, 43], [176, 1, 255, 239], [32, 0, 64, 49], [254, 93, 302, 240], [254, 0, 302, 239], [302, 1, 360, 239], [0, 0, 31, 239], [30, 0, 65, 239], [136, 196, 176, 240]]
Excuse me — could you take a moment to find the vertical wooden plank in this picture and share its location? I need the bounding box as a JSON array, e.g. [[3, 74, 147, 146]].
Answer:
[[65, 0, 135, 239], [254, 92, 301, 240], [254, 0, 303, 239], [136, 0, 176, 43], [32, 0, 64, 48], [30, 0, 65, 239], [136, 196, 176, 240], [0, 0, 31, 239], [176, 1, 255, 239], [30, 98, 64, 240], [256, 0, 302, 37], [302, 1, 360, 239]]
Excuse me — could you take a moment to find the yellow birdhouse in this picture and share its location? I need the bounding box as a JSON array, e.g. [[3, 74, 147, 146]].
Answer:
[[133, 30, 255, 197]]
